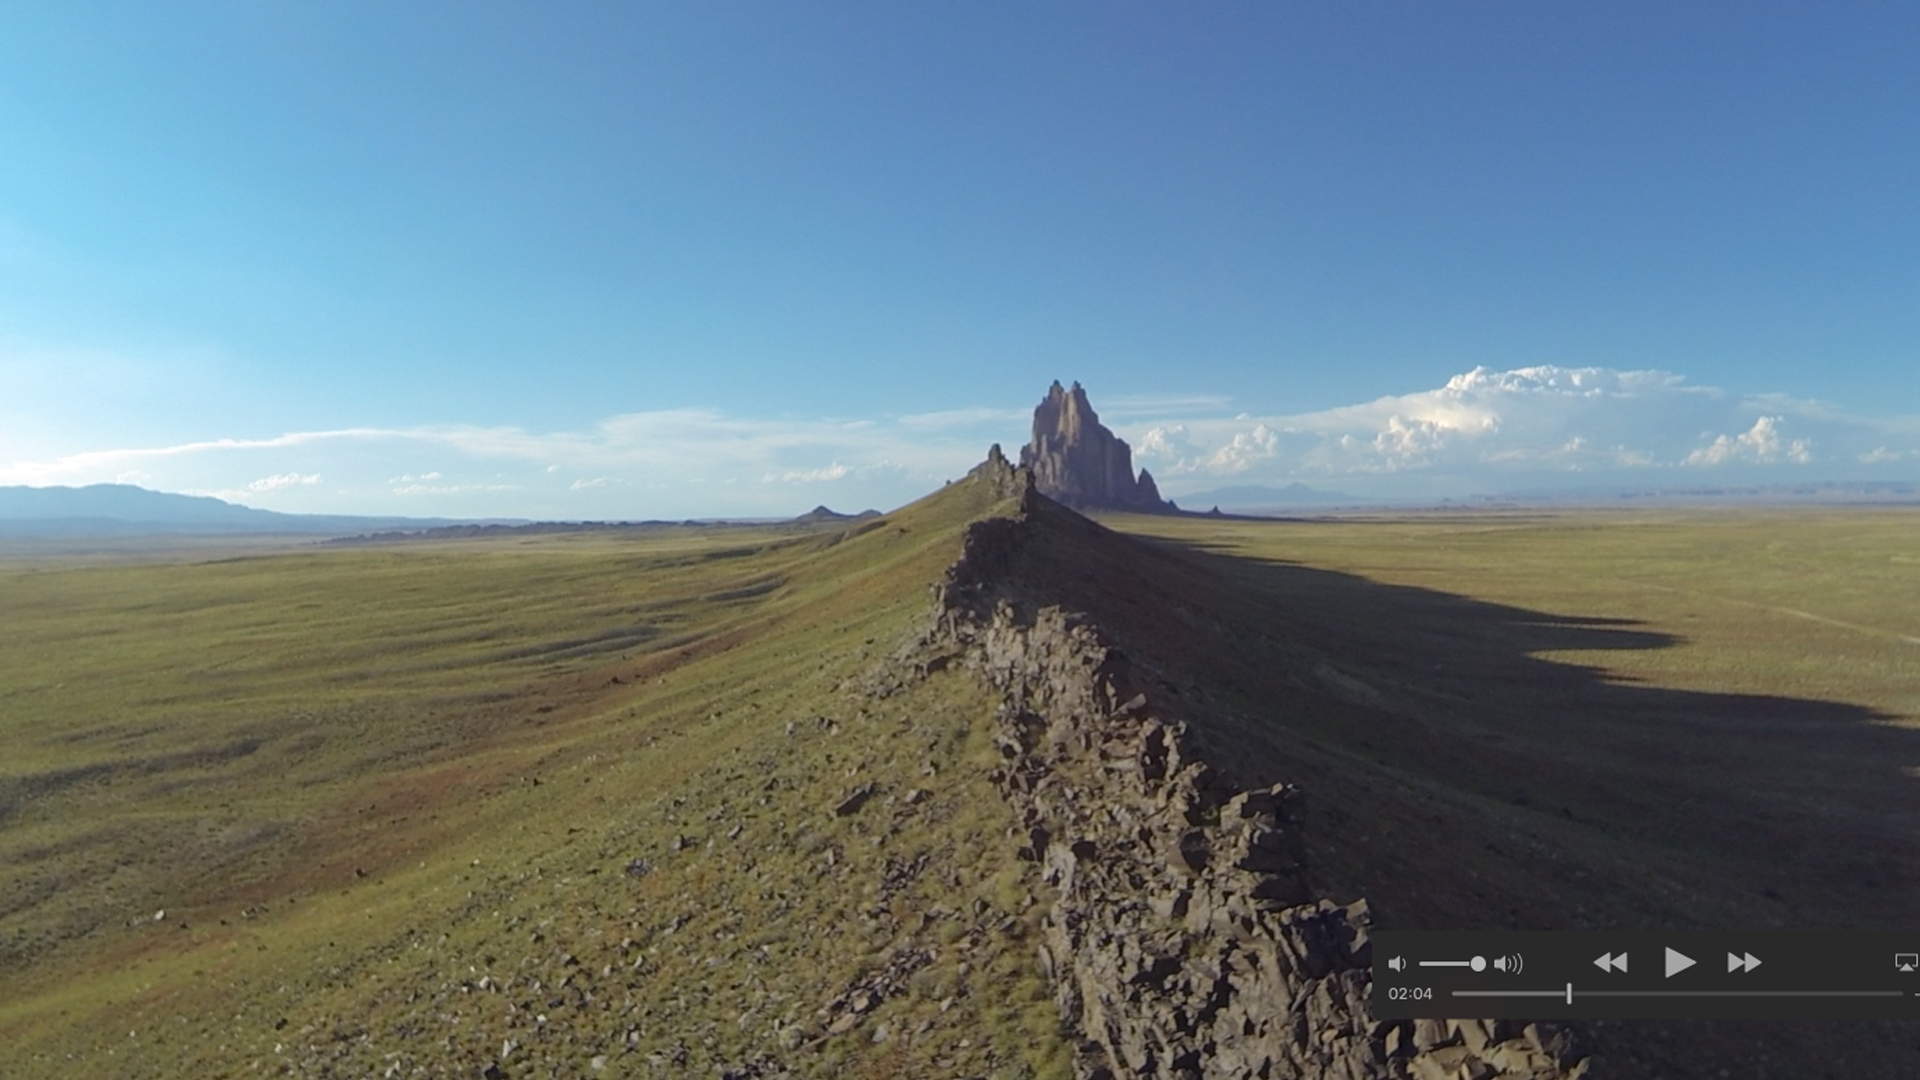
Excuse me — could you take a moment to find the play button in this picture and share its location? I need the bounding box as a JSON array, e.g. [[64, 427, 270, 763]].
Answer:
[[1665, 947, 1697, 978]]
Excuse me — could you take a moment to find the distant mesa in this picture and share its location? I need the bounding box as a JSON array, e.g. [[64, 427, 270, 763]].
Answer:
[[792, 505, 881, 524], [1020, 380, 1176, 514]]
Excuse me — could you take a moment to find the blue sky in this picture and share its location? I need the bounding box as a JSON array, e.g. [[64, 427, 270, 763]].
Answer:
[[2, 2, 1916, 517]]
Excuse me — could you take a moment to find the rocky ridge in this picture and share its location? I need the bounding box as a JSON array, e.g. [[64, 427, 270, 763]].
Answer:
[[917, 447, 1587, 1080], [1020, 381, 1175, 514]]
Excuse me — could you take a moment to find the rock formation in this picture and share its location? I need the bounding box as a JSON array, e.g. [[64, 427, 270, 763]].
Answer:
[[907, 451, 1586, 1080], [1021, 381, 1176, 513]]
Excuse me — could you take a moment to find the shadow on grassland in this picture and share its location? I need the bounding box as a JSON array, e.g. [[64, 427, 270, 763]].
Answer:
[[1018, 506, 1920, 1077]]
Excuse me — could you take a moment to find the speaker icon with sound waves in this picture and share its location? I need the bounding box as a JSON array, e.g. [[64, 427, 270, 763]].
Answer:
[[1491, 954, 1524, 974]]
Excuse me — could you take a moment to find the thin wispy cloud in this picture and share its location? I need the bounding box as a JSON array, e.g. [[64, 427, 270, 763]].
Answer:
[[764, 463, 853, 484], [0, 409, 1002, 518], [4, 367, 1915, 517]]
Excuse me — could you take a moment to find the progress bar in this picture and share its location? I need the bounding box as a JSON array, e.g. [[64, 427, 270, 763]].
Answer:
[[1456, 990, 1906, 998]]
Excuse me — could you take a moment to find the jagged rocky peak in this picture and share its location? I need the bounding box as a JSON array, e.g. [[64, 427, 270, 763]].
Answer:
[[967, 443, 1037, 503], [1019, 380, 1176, 513]]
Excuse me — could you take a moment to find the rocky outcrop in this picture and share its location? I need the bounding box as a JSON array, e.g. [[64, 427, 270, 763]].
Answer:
[[1021, 381, 1176, 513], [922, 450, 1586, 1080]]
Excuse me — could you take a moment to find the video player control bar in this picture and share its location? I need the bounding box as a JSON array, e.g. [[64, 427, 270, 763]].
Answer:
[[1373, 931, 1920, 1019]]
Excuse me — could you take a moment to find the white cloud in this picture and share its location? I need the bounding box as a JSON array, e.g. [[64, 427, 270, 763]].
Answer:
[[391, 482, 518, 497], [1125, 364, 1913, 497], [196, 471, 323, 502], [1684, 416, 1813, 467], [247, 472, 322, 491], [1139, 424, 1198, 460], [764, 462, 853, 483], [0, 408, 1002, 518], [896, 407, 1027, 430], [1092, 392, 1235, 419], [1202, 424, 1280, 474], [4, 365, 1914, 516]]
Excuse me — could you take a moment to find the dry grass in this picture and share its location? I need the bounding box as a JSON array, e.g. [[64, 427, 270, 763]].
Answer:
[[0, 478, 1073, 1078], [1089, 506, 1920, 1077], [5, 494, 1916, 1078]]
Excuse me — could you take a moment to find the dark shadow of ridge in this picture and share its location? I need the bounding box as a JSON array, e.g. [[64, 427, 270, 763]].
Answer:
[[1000, 500, 1920, 1076], [1007, 500, 1919, 926]]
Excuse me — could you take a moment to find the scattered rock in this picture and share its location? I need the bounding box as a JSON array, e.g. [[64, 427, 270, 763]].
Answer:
[[906, 461, 1585, 1079], [834, 783, 877, 817], [816, 946, 933, 1036]]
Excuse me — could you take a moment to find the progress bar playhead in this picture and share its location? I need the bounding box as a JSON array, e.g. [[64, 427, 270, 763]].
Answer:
[[1372, 931, 1920, 1019]]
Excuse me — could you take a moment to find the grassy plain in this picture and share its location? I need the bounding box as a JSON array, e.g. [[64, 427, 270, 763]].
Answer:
[[1098, 507, 1920, 1077], [1087, 507, 1920, 924], [2, 497, 1916, 1078], [1, 481, 1070, 1079]]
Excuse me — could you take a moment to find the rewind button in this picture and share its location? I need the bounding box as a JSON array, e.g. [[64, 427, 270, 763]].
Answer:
[[1593, 951, 1628, 973]]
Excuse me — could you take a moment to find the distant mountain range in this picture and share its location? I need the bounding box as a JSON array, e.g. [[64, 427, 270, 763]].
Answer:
[[1169, 482, 1366, 512], [0, 485, 885, 538], [0, 484, 500, 537]]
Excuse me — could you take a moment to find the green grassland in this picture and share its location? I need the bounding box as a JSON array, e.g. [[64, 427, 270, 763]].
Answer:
[[1, 480, 1071, 1079], [2, 495, 1916, 1078]]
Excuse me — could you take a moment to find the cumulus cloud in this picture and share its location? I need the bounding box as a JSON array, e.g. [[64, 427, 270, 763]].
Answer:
[[1139, 424, 1198, 460], [1126, 364, 1912, 497], [1684, 416, 1813, 467], [1203, 424, 1280, 474]]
